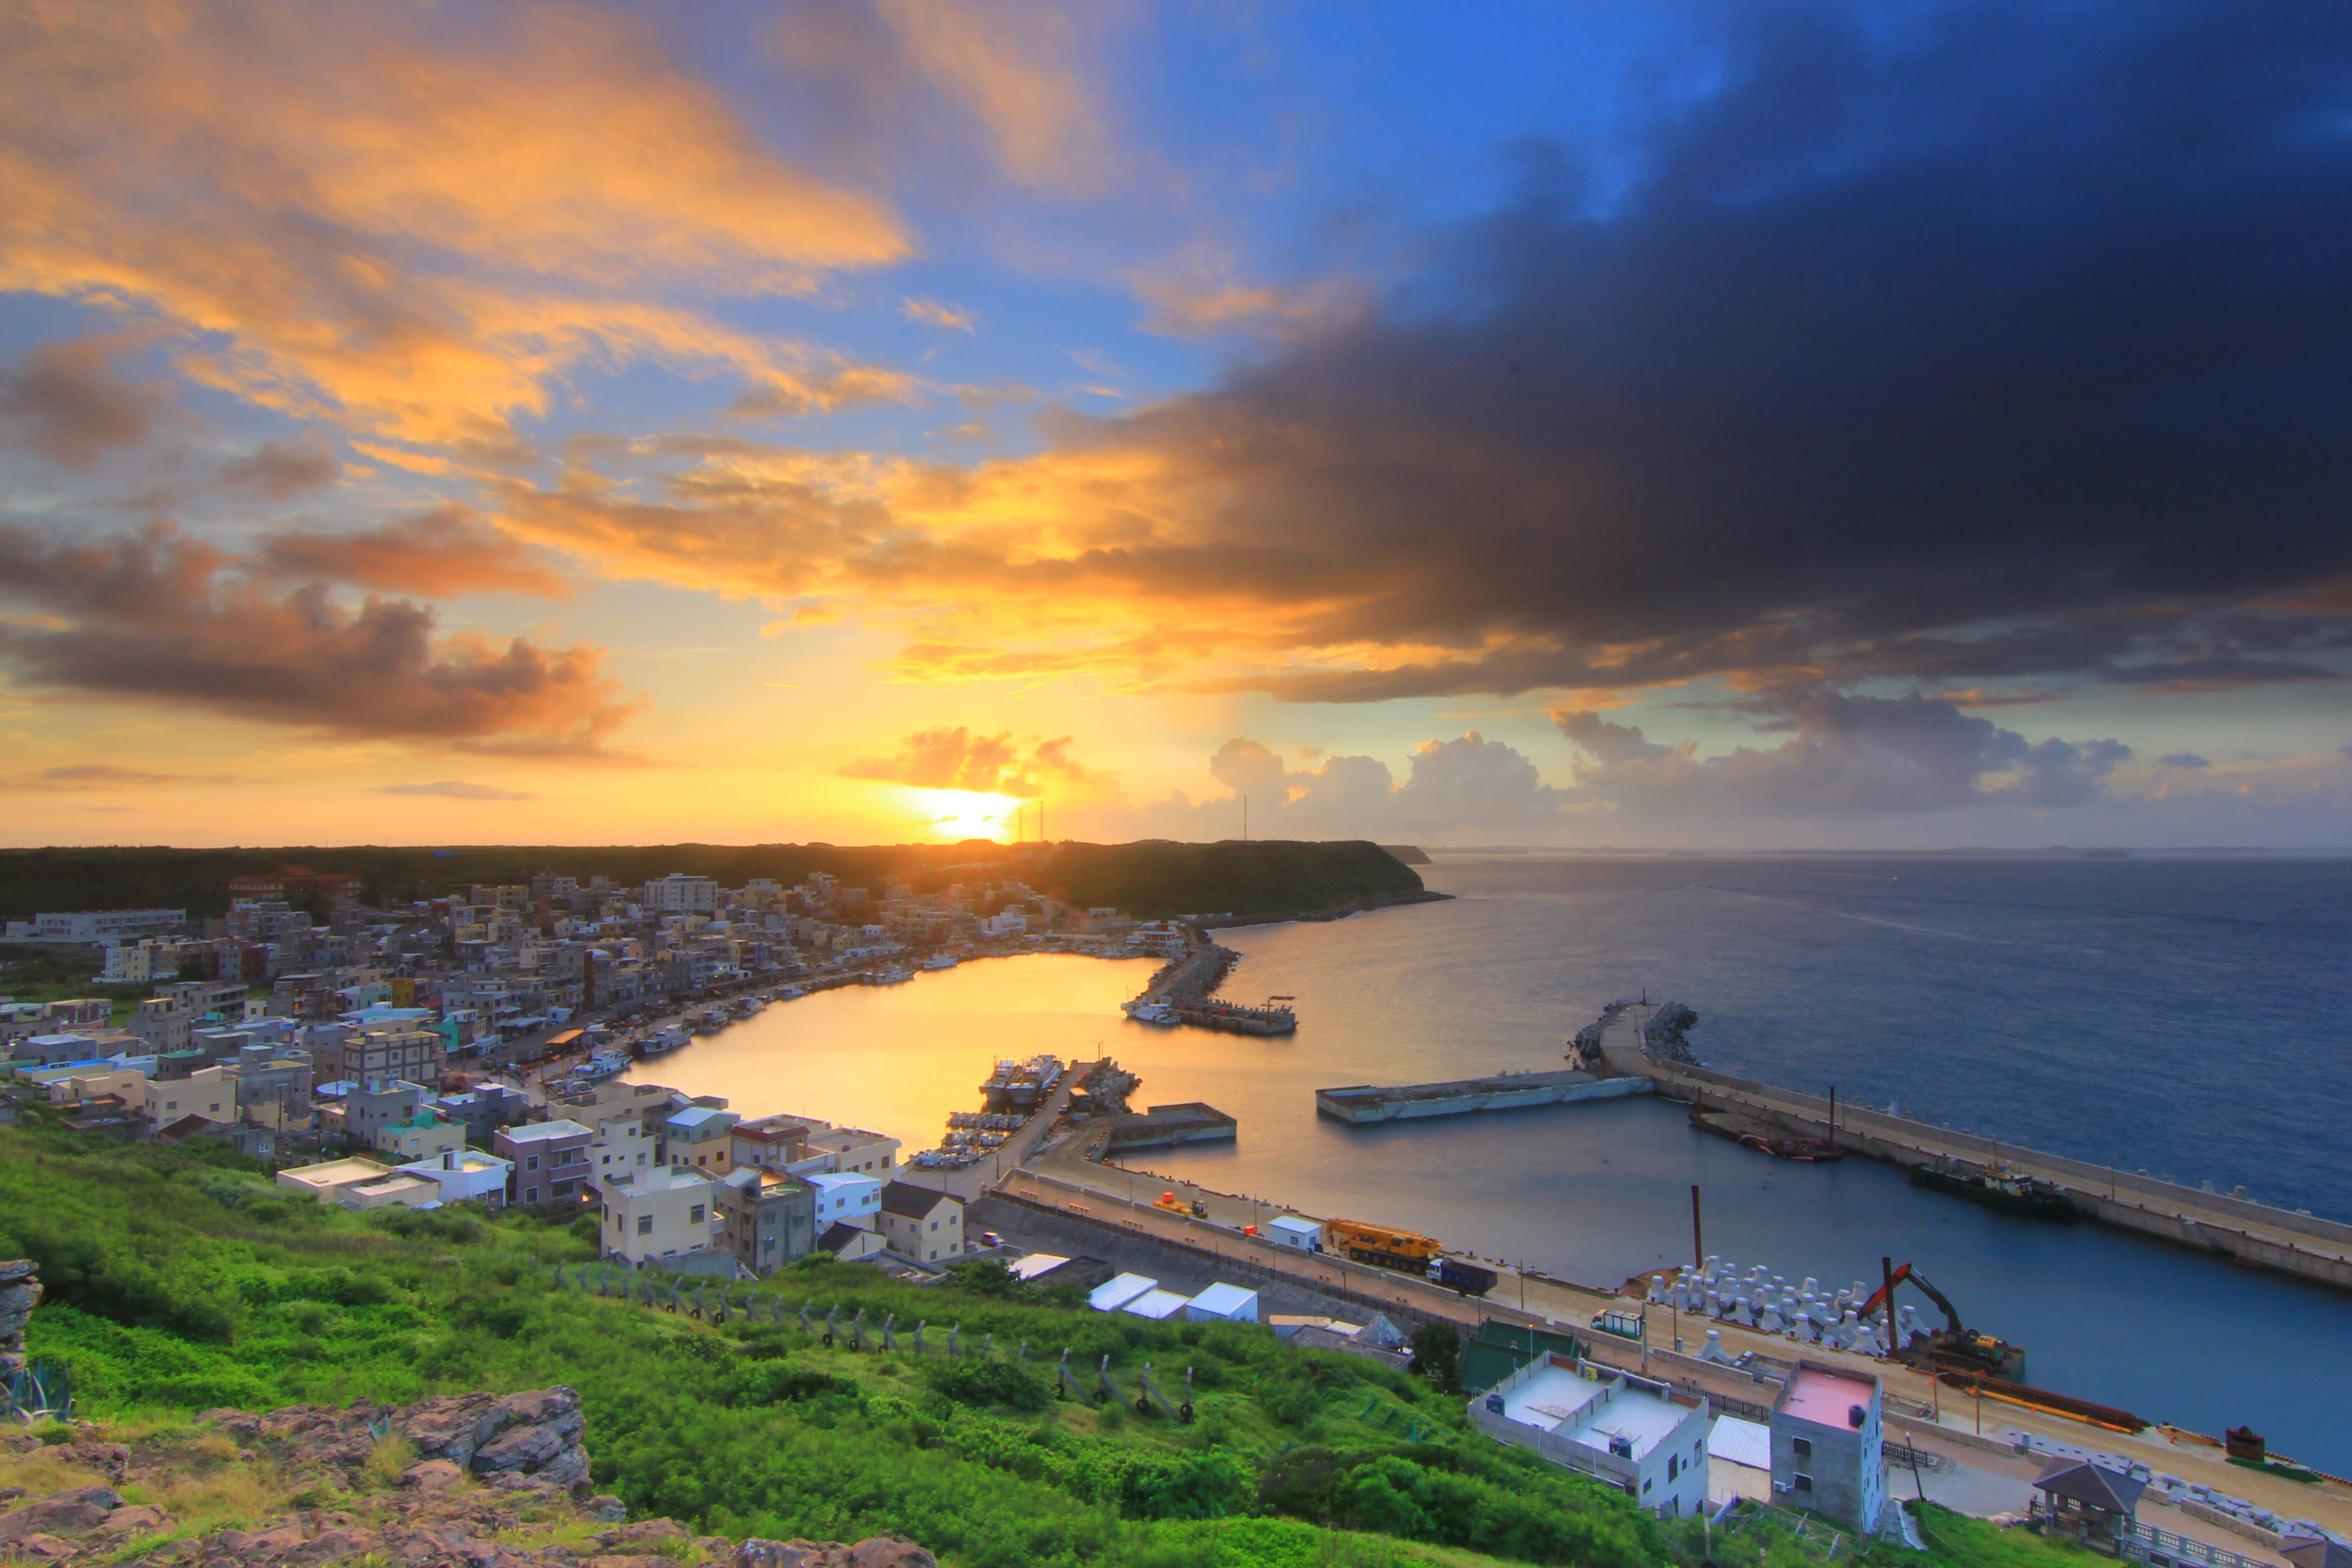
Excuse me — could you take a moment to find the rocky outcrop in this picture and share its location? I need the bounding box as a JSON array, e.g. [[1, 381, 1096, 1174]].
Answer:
[[0, 1259, 38, 1385], [0, 1390, 938, 1568], [191, 1386, 591, 1496]]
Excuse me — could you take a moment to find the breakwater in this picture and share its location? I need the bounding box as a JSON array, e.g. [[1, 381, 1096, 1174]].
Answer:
[[1106, 1101, 1238, 1151], [1316, 1068, 1651, 1123], [1606, 1002, 2352, 1293], [1128, 926, 1297, 1034]]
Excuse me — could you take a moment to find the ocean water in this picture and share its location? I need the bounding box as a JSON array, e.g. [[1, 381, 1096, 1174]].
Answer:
[[627, 853, 2352, 1469]]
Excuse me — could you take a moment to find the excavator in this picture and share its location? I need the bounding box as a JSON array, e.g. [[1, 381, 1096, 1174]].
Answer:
[[1862, 1257, 2027, 1383]]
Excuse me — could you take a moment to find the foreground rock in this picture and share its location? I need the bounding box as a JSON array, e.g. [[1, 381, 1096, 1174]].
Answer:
[[0, 1259, 38, 1384], [0, 1386, 935, 1568]]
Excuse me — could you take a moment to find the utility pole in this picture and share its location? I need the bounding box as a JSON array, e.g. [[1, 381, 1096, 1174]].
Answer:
[[1242, 795, 1248, 842], [1690, 1184, 1703, 1269]]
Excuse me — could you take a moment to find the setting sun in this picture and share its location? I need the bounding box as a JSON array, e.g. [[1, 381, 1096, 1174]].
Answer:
[[910, 788, 1020, 843]]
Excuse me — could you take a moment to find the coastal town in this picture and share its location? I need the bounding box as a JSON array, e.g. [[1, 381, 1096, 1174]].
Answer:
[[8, 870, 2352, 1568], [0, 866, 1204, 1264]]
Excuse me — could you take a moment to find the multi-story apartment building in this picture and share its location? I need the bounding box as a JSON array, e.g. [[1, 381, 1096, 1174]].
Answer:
[[639, 874, 719, 915], [496, 1119, 594, 1208], [313, 1028, 444, 1086], [664, 1105, 740, 1174], [714, 1166, 816, 1275]]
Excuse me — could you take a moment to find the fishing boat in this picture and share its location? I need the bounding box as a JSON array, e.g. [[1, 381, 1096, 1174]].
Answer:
[[577, 1049, 632, 1083], [919, 954, 959, 971], [1121, 1000, 1181, 1026], [637, 1025, 691, 1058], [1911, 1160, 2077, 1221]]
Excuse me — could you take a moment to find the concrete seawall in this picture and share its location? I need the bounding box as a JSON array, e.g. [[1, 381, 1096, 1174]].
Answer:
[[1317, 1069, 1652, 1124], [1603, 1004, 2352, 1294]]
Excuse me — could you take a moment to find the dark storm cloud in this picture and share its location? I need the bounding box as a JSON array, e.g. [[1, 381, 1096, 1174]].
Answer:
[[0, 525, 637, 756], [1119, 1, 2352, 700]]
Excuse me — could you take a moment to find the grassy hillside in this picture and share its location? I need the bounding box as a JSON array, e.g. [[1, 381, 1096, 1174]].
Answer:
[[0, 1121, 2080, 1568], [0, 840, 1426, 924]]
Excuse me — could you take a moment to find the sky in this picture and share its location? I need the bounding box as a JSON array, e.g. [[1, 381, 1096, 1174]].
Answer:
[[1, 0, 2348, 850]]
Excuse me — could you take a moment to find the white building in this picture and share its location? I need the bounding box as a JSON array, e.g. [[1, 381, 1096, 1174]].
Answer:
[[1268, 1216, 1323, 1252], [1770, 1361, 1884, 1530], [32, 909, 186, 942], [586, 1113, 658, 1187], [807, 1171, 882, 1230], [1185, 1283, 1261, 1323], [1471, 1355, 1712, 1519], [639, 874, 719, 915], [397, 1150, 515, 1207], [877, 1181, 964, 1264], [599, 1167, 720, 1266], [1089, 1273, 1156, 1313]]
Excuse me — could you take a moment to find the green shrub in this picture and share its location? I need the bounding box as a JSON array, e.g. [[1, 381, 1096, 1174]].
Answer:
[[929, 1355, 1051, 1411]]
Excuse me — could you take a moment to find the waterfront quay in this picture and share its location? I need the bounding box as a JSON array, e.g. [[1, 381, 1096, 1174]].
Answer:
[[1316, 1067, 1651, 1123], [996, 1131, 2352, 1553], [1597, 1004, 2352, 1294]]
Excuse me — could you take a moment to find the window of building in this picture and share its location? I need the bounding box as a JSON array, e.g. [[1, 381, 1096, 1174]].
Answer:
[[525, 1187, 539, 1204], [1792, 1438, 1812, 1458], [1793, 1474, 1813, 1494], [637, 1215, 652, 1235], [690, 1204, 706, 1224], [526, 1154, 539, 1171], [1668, 1455, 1679, 1480]]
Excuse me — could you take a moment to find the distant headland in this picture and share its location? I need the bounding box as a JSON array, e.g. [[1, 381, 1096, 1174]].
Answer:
[[0, 838, 1434, 925]]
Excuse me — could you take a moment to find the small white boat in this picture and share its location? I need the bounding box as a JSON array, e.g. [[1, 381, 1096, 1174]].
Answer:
[[919, 955, 958, 971], [1122, 1000, 1181, 1026]]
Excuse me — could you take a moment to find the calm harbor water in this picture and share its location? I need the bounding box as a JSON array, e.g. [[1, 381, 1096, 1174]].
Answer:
[[628, 853, 2352, 1470]]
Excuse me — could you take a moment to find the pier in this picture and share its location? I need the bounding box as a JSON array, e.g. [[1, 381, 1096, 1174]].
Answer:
[[1126, 925, 1298, 1034], [1603, 1001, 2352, 1294], [1316, 1068, 1651, 1123], [1105, 1101, 1239, 1152]]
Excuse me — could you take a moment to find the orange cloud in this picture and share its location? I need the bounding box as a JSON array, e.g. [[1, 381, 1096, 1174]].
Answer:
[[842, 726, 1098, 796], [0, 2, 911, 447], [260, 505, 571, 598], [0, 524, 637, 758]]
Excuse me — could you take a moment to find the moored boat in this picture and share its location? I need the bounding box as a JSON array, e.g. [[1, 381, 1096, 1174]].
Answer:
[[1911, 1160, 2077, 1220]]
